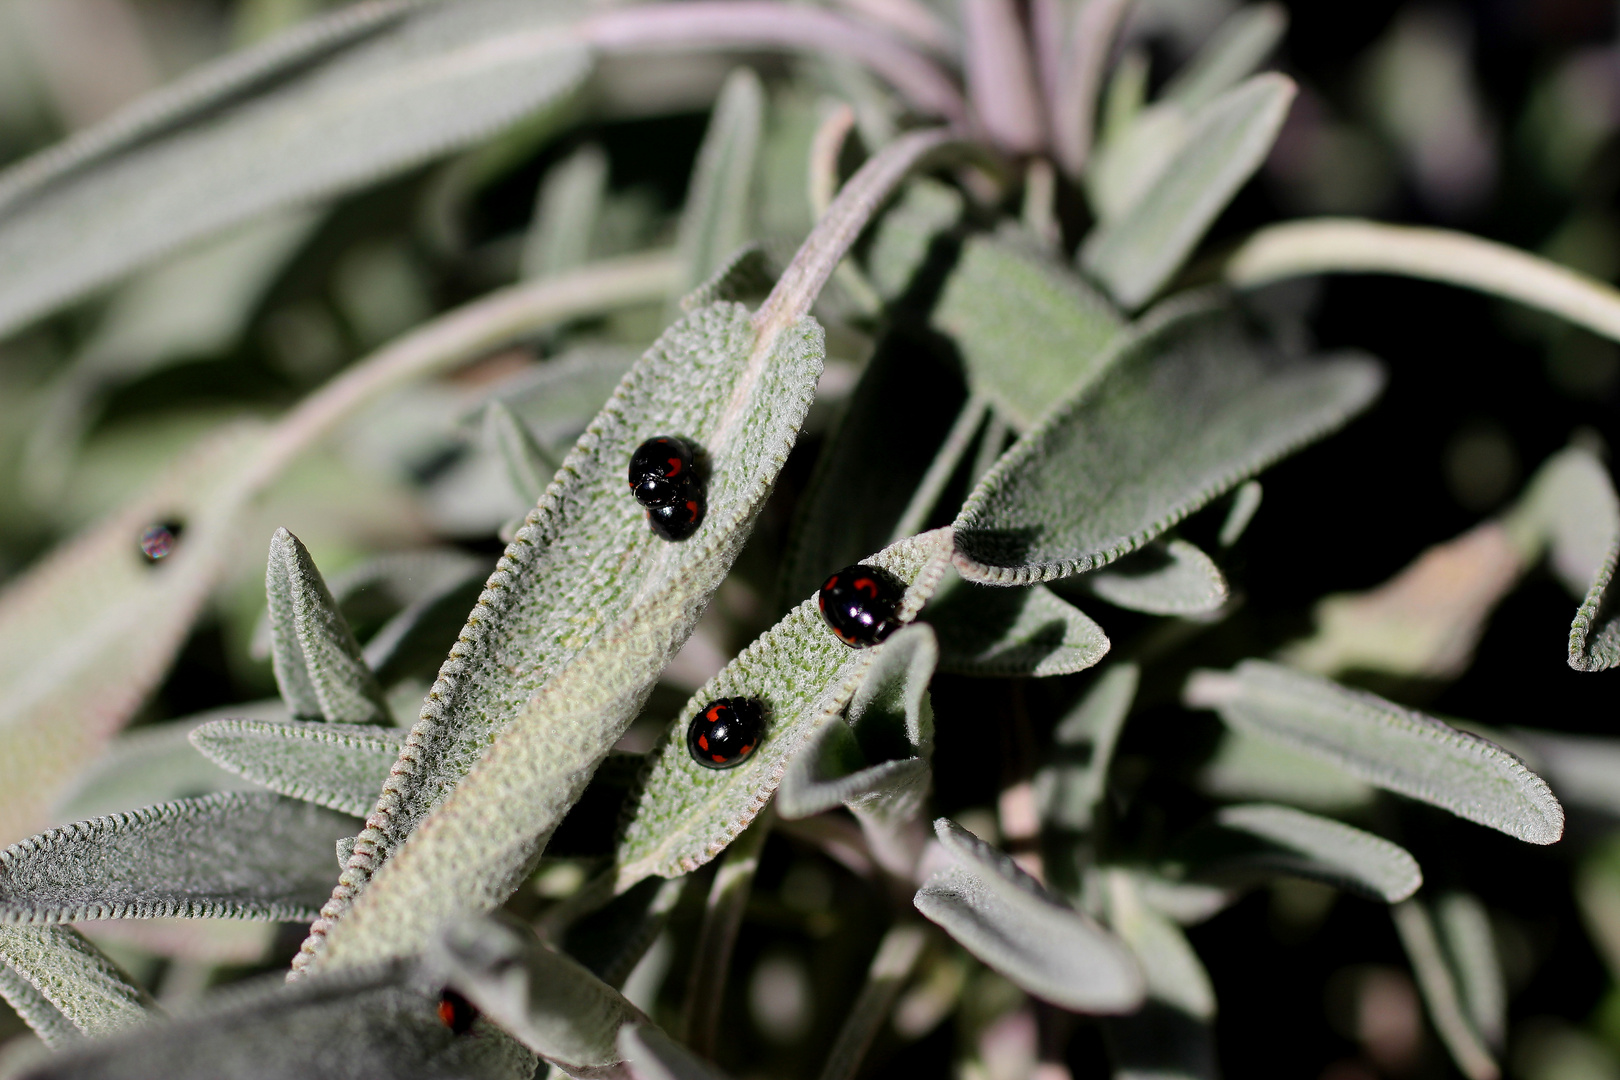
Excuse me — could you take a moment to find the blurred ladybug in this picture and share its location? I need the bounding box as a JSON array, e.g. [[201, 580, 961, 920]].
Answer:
[[686, 697, 764, 768], [818, 564, 903, 647], [648, 493, 704, 541], [628, 436, 696, 508], [437, 988, 478, 1035]]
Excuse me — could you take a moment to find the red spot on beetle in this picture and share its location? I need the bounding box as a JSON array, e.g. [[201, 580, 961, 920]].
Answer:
[[698, 734, 710, 751], [711, 754, 726, 763], [854, 576, 878, 597], [667, 457, 683, 476], [707, 706, 722, 721]]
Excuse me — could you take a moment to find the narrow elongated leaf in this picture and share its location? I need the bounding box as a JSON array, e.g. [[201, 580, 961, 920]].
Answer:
[[484, 400, 560, 507], [864, 178, 964, 302], [620, 1023, 733, 1080], [1436, 892, 1506, 1050], [435, 916, 645, 1073], [1570, 536, 1620, 672], [0, 793, 356, 923], [1195, 803, 1422, 903], [17, 963, 536, 1080], [618, 531, 954, 884], [932, 231, 1124, 429], [0, 926, 156, 1047], [1035, 663, 1139, 834], [1217, 480, 1262, 547], [1185, 660, 1564, 845], [0, 1, 593, 339], [1394, 899, 1500, 1080], [1082, 538, 1228, 615], [522, 144, 609, 281], [266, 527, 390, 725], [1160, 4, 1287, 108], [913, 818, 1145, 1012], [1081, 75, 1296, 310], [490, 346, 640, 451], [1512, 730, 1620, 817], [1197, 729, 1375, 813], [953, 301, 1384, 585], [927, 577, 1109, 676], [190, 719, 406, 817], [674, 67, 765, 295]]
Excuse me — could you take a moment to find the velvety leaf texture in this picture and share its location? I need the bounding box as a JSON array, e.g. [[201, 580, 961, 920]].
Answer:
[[0, 792, 358, 923], [1201, 803, 1422, 903], [1083, 538, 1229, 616], [927, 578, 1110, 677], [0, 0, 593, 339], [914, 819, 1145, 1013], [620, 1023, 734, 1080], [1036, 663, 1139, 834], [0, 926, 155, 1048], [303, 303, 825, 972], [616, 530, 954, 885], [674, 67, 765, 296], [953, 300, 1384, 585], [189, 719, 406, 817], [1186, 661, 1564, 845]]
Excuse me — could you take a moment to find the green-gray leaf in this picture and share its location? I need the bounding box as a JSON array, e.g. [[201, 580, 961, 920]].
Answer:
[[1394, 898, 1499, 1080], [522, 143, 609, 282], [0, 926, 156, 1048], [0, 793, 357, 923], [913, 818, 1145, 1013], [1186, 660, 1564, 845], [483, 399, 560, 508], [0, 1, 592, 340], [265, 527, 390, 725], [1197, 729, 1376, 813], [1081, 539, 1229, 616], [620, 1022, 734, 1080], [1081, 75, 1296, 310], [932, 230, 1125, 429], [1159, 4, 1288, 109], [1436, 891, 1506, 1050], [864, 178, 964, 302], [674, 67, 765, 298], [953, 301, 1384, 585], [1512, 729, 1620, 818], [617, 530, 954, 884], [435, 915, 644, 1073], [189, 719, 406, 817], [1195, 803, 1422, 903], [927, 576, 1110, 676], [1035, 663, 1139, 834]]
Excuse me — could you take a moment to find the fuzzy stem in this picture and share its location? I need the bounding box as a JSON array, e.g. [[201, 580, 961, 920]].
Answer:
[[682, 807, 774, 1056]]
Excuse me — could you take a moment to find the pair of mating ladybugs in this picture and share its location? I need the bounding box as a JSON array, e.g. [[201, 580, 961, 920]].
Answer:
[[681, 562, 906, 770], [628, 436, 704, 540]]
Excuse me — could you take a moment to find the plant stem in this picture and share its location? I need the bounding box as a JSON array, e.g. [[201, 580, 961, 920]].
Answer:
[[891, 393, 989, 543], [1225, 218, 1620, 344], [682, 807, 774, 1056], [816, 922, 929, 1080]]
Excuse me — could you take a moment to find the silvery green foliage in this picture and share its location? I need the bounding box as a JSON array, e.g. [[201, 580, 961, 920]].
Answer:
[[483, 401, 559, 510], [1393, 898, 1500, 1080], [1036, 662, 1139, 835], [264, 528, 390, 725], [1186, 660, 1564, 844], [930, 231, 1123, 429], [0, 0, 594, 339], [1193, 803, 1422, 903], [1569, 533, 1620, 671], [189, 720, 406, 817], [1435, 891, 1507, 1050], [433, 916, 644, 1074], [1217, 480, 1264, 548], [1512, 729, 1620, 817], [914, 818, 1145, 1013], [673, 68, 766, 296], [522, 144, 609, 282], [1198, 729, 1376, 814], [0, 927, 156, 1047], [12, 962, 536, 1080], [0, 793, 356, 923], [619, 1023, 732, 1080], [617, 530, 954, 885], [777, 623, 937, 821], [303, 303, 827, 971], [1158, 4, 1289, 109], [927, 576, 1110, 677], [863, 179, 964, 302], [1082, 539, 1229, 616], [953, 300, 1385, 584]]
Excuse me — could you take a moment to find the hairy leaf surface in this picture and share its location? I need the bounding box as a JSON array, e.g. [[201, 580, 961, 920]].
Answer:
[[190, 719, 406, 817], [1081, 539, 1229, 616], [674, 67, 765, 297], [0, 793, 357, 923], [953, 302, 1384, 585], [1036, 663, 1139, 835], [0, 926, 155, 1048], [1186, 661, 1563, 845], [927, 577, 1110, 676], [1196, 803, 1422, 903]]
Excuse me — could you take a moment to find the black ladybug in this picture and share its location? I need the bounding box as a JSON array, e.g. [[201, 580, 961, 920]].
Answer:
[[629, 436, 696, 508], [648, 493, 704, 541], [437, 988, 478, 1035], [686, 697, 764, 769], [818, 564, 904, 647]]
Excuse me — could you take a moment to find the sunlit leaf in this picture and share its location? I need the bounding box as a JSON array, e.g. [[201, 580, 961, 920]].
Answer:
[[1186, 660, 1563, 845], [914, 818, 1144, 1013], [620, 1022, 734, 1080], [1196, 729, 1376, 814], [1189, 803, 1422, 903], [1081, 538, 1229, 616], [1394, 898, 1499, 1080], [0, 926, 156, 1048], [189, 719, 406, 817], [522, 144, 609, 282], [953, 300, 1383, 585], [482, 400, 560, 509], [0, 793, 356, 923], [674, 67, 765, 297], [1159, 4, 1288, 108]]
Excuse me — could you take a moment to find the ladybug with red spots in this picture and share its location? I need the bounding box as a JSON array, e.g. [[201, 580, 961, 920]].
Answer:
[[629, 435, 704, 541], [686, 697, 764, 768], [818, 563, 904, 647], [437, 988, 478, 1034]]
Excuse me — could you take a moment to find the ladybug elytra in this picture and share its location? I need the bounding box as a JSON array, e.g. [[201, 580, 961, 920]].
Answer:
[[437, 988, 478, 1034], [686, 697, 764, 768], [629, 436, 696, 508], [818, 564, 904, 647], [648, 495, 703, 541]]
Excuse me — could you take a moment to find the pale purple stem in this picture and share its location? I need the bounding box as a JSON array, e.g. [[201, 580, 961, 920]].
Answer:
[[580, 3, 965, 124], [834, 0, 957, 56], [1050, 0, 1130, 178], [960, 0, 1045, 154]]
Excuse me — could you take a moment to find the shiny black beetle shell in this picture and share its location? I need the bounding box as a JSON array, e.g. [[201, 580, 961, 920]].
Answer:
[[686, 697, 764, 768], [648, 493, 703, 541], [628, 436, 696, 508], [817, 563, 904, 647]]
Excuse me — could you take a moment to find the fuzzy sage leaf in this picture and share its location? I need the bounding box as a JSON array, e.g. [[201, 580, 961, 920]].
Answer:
[[189, 719, 406, 817], [265, 527, 390, 725], [1191, 803, 1422, 903], [1185, 660, 1564, 845], [0, 792, 357, 923], [1036, 662, 1139, 835], [0, 926, 156, 1047], [953, 299, 1384, 585], [914, 818, 1145, 1013], [674, 67, 766, 297], [1082, 538, 1229, 616], [926, 576, 1110, 677]]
